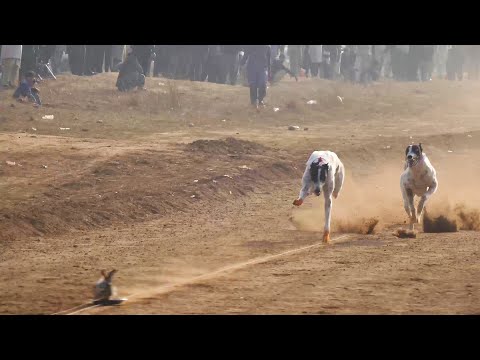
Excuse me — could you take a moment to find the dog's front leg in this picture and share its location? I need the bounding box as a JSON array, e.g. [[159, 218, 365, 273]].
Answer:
[[417, 179, 438, 222], [406, 189, 417, 230], [401, 183, 412, 219], [293, 168, 311, 206], [323, 191, 333, 243]]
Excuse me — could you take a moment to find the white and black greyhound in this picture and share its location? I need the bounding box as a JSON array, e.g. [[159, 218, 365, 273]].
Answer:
[[400, 143, 438, 230], [293, 151, 345, 243]]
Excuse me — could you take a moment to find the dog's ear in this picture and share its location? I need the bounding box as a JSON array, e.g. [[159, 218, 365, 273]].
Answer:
[[101, 270, 107, 279], [405, 146, 410, 156], [419, 143, 423, 153]]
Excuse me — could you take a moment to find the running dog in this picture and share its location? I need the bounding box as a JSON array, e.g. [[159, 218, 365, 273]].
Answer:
[[293, 151, 345, 243], [400, 143, 438, 230]]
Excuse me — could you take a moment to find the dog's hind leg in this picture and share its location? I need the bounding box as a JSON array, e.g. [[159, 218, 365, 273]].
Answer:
[[323, 191, 333, 243], [417, 179, 438, 222], [333, 163, 345, 199]]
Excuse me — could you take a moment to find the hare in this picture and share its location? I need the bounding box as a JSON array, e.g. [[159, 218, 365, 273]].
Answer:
[[93, 269, 117, 302]]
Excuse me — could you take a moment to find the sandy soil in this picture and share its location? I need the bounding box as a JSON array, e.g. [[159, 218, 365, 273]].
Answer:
[[0, 74, 479, 314]]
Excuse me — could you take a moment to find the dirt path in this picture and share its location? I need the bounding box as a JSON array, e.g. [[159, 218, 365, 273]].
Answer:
[[84, 230, 480, 315], [1, 74, 480, 314]]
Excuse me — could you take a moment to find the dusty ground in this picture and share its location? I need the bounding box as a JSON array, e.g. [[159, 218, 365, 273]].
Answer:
[[0, 74, 479, 314]]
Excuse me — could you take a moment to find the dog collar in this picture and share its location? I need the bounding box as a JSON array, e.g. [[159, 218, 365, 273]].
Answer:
[[316, 156, 327, 165]]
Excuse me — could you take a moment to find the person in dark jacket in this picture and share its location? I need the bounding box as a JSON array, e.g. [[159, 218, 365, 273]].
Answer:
[[153, 45, 169, 77], [323, 45, 340, 79], [206, 45, 226, 84], [131, 45, 155, 77], [93, 45, 113, 73], [20, 45, 39, 80], [270, 53, 298, 83], [223, 45, 242, 85], [67, 45, 86, 76], [13, 70, 41, 106], [116, 51, 146, 91], [84, 45, 98, 75], [340, 46, 356, 82], [241, 45, 271, 108], [302, 45, 312, 77]]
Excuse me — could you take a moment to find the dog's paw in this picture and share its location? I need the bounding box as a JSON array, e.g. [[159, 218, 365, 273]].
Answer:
[[323, 231, 330, 243], [293, 199, 303, 206], [333, 192, 339, 199]]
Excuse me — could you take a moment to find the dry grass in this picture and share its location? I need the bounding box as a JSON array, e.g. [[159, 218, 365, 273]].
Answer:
[[166, 81, 181, 110]]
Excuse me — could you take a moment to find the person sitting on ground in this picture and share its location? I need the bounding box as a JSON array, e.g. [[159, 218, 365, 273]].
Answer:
[[13, 70, 41, 107], [270, 53, 298, 84], [116, 50, 146, 92]]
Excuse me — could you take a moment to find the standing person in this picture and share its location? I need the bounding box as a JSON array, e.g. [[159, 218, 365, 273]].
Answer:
[[302, 45, 311, 77], [20, 45, 38, 80], [466, 45, 480, 80], [419, 45, 434, 81], [323, 45, 339, 79], [67, 45, 86, 76], [88, 45, 107, 73], [270, 45, 280, 60], [111, 45, 126, 72], [175, 45, 192, 79], [222, 45, 242, 85], [131, 45, 155, 77], [407, 45, 422, 81], [434, 45, 448, 79], [37, 45, 56, 78], [446, 45, 465, 81], [1, 45, 22, 88], [308, 45, 323, 77], [166, 45, 181, 79], [331, 45, 342, 78], [355, 45, 373, 83], [340, 46, 356, 82], [287, 45, 302, 77], [189, 45, 208, 81], [52, 45, 67, 74], [240, 45, 271, 109], [206, 45, 225, 84], [372, 45, 386, 79], [94, 45, 113, 73], [396, 45, 410, 81], [153, 45, 169, 77], [85, 45, 98, 75]]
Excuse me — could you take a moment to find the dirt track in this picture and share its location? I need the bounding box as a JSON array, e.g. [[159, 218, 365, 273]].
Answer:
[[0, 74, 479, 314]]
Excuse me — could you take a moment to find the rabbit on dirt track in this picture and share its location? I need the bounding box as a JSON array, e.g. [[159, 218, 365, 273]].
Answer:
[[93, 270, 117, 302]]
